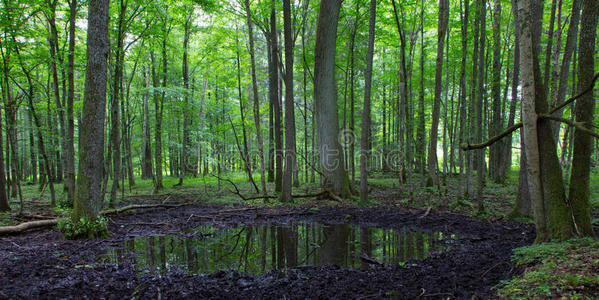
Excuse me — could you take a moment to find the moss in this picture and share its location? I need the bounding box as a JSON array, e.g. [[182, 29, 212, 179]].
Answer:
[[497, 238, 599, 299]]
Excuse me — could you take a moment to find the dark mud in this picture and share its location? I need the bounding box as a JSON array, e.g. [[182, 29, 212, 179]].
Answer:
[[0, 202, 534, 299]]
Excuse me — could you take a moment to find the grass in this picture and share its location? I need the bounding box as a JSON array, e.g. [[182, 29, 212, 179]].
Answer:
[[497, 238, 599, 299]]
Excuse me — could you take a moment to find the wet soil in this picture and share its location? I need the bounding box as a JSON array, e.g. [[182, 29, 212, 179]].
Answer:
[[0, 201, 534, 299]]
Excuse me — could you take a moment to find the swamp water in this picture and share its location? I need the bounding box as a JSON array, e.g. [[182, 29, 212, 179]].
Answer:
[[98, 223, 457, 275]]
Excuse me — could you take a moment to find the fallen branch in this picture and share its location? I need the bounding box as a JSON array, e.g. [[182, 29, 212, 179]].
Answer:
[[101, 202, 195, 215], [418, 207, 432, 219], [355, 254, 384, 265], [0, 219, 58, 235]]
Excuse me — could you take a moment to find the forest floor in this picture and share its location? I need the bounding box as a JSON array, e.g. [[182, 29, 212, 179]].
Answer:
[[0, 171, 597, 299]]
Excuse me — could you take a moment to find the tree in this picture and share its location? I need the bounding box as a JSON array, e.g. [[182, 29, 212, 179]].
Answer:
[[427, 0, 449, 188], [244, 0, 267, 199], [567, 0, 598, 237], [313, 0, 351, 198], [281, 0, 296, 203], [73, 0, 110, 221], [359, 0, 376, 204]]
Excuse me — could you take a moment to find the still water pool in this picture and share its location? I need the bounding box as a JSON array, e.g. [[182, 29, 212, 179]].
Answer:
[[98, 223, 458, 274]]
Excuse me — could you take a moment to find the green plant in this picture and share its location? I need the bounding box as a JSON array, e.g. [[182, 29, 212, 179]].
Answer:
[[57, 216, 110, 239]]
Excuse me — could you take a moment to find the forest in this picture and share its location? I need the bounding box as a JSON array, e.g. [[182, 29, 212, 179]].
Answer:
[[0, 0, 598, 298]]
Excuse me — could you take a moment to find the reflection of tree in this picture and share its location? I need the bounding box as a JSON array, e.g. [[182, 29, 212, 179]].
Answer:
[[360, 227, 372, 269], [320, 224, 350, 266]]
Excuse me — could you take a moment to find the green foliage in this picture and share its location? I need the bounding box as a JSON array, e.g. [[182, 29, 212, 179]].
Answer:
[[497, 238, 599, 299], [57, 216, 110, 240]]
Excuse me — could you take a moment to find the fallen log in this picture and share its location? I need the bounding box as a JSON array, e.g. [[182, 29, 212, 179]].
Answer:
[[0, 219, 58, 235], [0, 202, 198, 235]]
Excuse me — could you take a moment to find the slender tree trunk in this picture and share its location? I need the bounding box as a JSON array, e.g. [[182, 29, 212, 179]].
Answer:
[[65, 0, 77, 205], [235, 36, 259, 193], [179, 9, 193, 185], [141, 66, 153, 179], [550, 0, 581, 139], [109, 0, 126, 206], [46, 0, 66, 185], [0, 65, 9, 211], [475, 0, 487, 211], [245, 0, 267, 198], [417, 0, 426, 185], [360, 0, 376, 203], [427, 0, 449, 188], [489, 0, 504, 183], [281, 0, 297, 202], [267, 2, 283, 193], [458, 0, 470, 197]]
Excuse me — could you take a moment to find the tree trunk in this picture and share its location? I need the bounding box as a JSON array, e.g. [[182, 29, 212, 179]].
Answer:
[[489, 0, 504, 183], [65, 0, 77, 205], [109, 0, 126, 206], [244, 0, 268, 198], [141, 66, 153, 179], [268, 1, 283, 193], [458, 0, 470, 197], [360, 0, 376, 203], [281, 0, 297, 203], [475, 0, 487, 211], [567, 0, 598, 237], [427, 0, 449, 187], [313, 0, 351, 198], [73, 0, 109, 221]]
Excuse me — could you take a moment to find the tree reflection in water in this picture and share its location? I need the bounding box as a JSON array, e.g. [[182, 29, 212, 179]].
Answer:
[[98, 223, 457, 275]]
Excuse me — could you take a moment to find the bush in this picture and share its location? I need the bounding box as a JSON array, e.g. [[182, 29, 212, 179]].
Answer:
[[57, 216, 110, 239]]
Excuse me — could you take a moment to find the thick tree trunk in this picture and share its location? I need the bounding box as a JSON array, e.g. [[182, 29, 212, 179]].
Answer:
[[313, 0, 351, 198], [359, 0, 376, 203], [567, 0, 598, 238], [73, 0, 109, 221]]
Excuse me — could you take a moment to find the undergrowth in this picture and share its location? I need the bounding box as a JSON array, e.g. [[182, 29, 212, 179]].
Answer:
[[497, 238, 599, 299]]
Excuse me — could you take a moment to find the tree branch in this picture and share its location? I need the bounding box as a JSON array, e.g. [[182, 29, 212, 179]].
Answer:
[[543, 116, 599, 139], [461, 72, 599, 151], [460, 123, 523, 150]]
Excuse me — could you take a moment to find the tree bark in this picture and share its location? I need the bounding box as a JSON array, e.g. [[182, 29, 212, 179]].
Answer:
[[65, 0, 77, 205], [281, 0, 297, 203], [360, 0, 376, 203], [73, 0, 109, 221], [567, 0, 598, 237], [427, 0, 449, 188], [313, 0, 351, 198], [244, 0, 268, 198]]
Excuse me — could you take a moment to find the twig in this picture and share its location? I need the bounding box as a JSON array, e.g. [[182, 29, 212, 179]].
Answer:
[[418, 207, 432, 219]]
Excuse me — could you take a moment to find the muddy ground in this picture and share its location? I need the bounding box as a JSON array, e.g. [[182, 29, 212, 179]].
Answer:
[[0, 198, 534, 299]]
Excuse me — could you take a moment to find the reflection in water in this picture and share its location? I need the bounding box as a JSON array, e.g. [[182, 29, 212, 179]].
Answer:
[[98, 223, 456, 275]]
